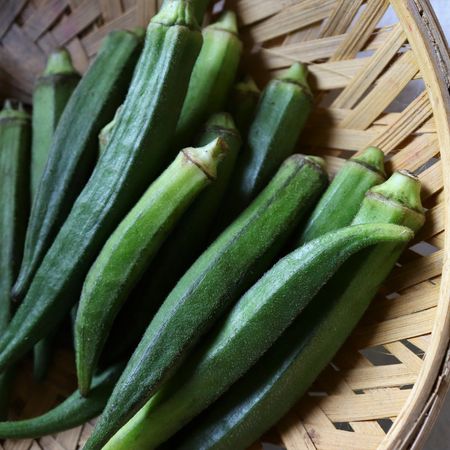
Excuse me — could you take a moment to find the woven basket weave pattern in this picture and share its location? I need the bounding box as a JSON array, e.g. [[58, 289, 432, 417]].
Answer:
[[1, 1, 450, 449]]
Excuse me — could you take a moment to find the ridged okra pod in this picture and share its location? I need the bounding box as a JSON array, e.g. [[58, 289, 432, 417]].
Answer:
[[227, 76, 260, 135], [172, 171, 424, 450], [0, 363, 123, 439], [297, 146, 386, 244], [13, 30, 144, 302], [105, 223, 413, 450], [219, 63, 313, 226], [76, 138, 227, 395], [0, 101, 30, 417], [83, 154, 327, 450], [0, 0, 202, 372], [31, 48, 80, 198], [104, 113, 241, 362], [173, 11, 242, 150]]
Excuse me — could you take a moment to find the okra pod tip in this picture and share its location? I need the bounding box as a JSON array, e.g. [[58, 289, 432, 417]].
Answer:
[[43, 48, 77, 76], [183, 137, 228, 180], [280, 63, 311, 96], [208, 10, 239, 35], [371, 170, 424, 214], [154, 0, 200, 29], [352, 146, 386, 178]]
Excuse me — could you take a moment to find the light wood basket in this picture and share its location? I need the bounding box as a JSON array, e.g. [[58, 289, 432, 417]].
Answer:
[[1, 0, 450, 449]]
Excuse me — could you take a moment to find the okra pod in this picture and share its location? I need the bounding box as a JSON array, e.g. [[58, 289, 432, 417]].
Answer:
[[76, 138, 227, 395], [103, 113, 241, 362], [105, 223, 413, 450], [174, 11, 242, 150], [219, 63, 313, 226], [31, 48, 80, 198], [173, 171, 424, 450], [297, 146, 386, 244], [0, 101, 30, 417], [83, 154, 327, 450], [0, 0, 202, 372], [13, 30, 144, 302], [227, 76, 260, 135], [0, 363, 123, 438]]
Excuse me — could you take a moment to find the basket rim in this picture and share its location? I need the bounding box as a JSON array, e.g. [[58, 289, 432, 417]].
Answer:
[[381, 1, 450, 449]]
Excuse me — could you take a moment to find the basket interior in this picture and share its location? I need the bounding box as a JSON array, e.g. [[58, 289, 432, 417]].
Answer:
[[0, 1, 446, 449]]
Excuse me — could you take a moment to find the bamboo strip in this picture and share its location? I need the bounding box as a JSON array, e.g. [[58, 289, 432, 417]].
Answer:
[[36, 30, 59, 54], [322, 155, 346, 176], [387, 250, 443, 292], [52, 0, 101, 45], [305, 427, 384, 450], [318, 0, 364, 38], [418, 202, 444, 241], [385, 342, 423, 373], [317, 389, 411, 422], [283, 23, 322, 45], [99, 0, 122, 21], [0, 0, 28, 39], [350, 421, 386, 436], [261, 29, 389, 69], [55, 426, 83, 450], [136, 0, 158, 28], [66, 36, 90, 73], [343, 365, 417, 390], [39, 436, 66, 450], [81, 7, 137, 56], [330, 0, 390, 61], [370, 91, 433, 153], [4, 439, 34, 450], [371, 281, 440, 322], [339, 51, 419, 130], [304, 128, 379, 151], [419, 160, 443, 199], [354, 308, 436, 348], [388, 134, 439, 172], [332, 24, 406, 109], [22, 0, 68, 41], [232, 0, 297, 27], [249, 0, 337, 43], [312, 108, 435, 133], [278, 412, 316, 450]]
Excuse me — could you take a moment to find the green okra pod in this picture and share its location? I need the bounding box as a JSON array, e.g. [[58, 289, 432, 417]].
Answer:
[[0, 0, 202, 372], [31, 48, 80, 198], [31, 49, 80, 382], [297, 146, 386, 244], [173, 10, 242, 150], [0, 101, 30, 418], [0, 363, 124, 439], [103, 113, 242, 363], [172, 171, 424, 450], [227, 76, 260, 135], [13, 30, 144, 303], [219, 63, 314, 227], [105, 223, 413, 450], [83, 154, 327, 450], [76, 138, 227, 395]]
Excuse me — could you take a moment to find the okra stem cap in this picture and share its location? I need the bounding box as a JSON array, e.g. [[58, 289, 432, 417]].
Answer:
[[352, 146, 386, 177], [371, 170, 425, 214], [43, 48, 77, 76], [279, 63, 311, 94], [207, 10, 239, 34], [183, 137, 228, 179], [153, 0, 200, 29]]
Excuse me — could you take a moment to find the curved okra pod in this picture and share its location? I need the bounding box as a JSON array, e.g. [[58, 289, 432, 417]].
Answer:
[[105, 223, 413, 450], [76, 138, 227, 395]]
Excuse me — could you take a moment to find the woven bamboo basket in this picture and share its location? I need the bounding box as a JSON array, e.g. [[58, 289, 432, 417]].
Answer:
[[1, 0, 450, 449]]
